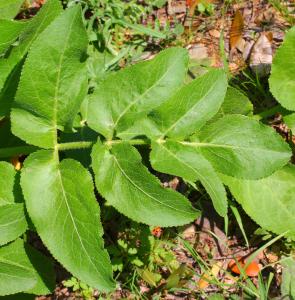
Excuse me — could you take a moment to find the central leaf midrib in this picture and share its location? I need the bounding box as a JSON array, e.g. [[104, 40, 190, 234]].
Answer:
[[56, 167, 108, 281], [112, 56, 183, 130], [161, 75, 220, 137], [158, 143, 223, 207], [52, 10, 77, 146], [112, 154, 195, 216]]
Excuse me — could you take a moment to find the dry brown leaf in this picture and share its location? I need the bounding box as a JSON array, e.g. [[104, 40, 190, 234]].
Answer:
[[198, 262, 222, 289], [230, 10, 244, 50]]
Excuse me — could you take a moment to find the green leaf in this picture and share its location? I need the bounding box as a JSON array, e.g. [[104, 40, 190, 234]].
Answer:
[[0, 204, 27, 246], [21, 150, 115, 291], [0, 20, 26, 54], [0, 58, 24, 119], [0, 0, 24, 19], [11, 5, 88, 149], [0, 0, 62, 92], [150, 141, 227, 216], [148, 69, 227, 138], [210, 86, 253, 123], [88, 47, 189, 138], [91, 142, 199, 226], [284, 113, 295, 132], [222, 164, 295, 240], [0, 239, 36, 296], [0, 162, 16, 206], [197, 115, 291, 179], [0, 239, 55, 296], [269, 26, 295, 110], [281, 257, 295, 298], [23, 243, 55, 295]]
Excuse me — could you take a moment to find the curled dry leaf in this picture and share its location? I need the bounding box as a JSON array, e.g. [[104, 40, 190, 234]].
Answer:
[[230, 10, 244, 50]]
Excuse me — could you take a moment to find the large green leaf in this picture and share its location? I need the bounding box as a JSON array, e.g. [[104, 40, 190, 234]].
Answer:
[[281, 257, 295, 298], [87, 47, 189, 139], [222, 165, 295, 240], [0, 162, 15, 205], [11, 5, 88, 148], [23, 243, 55, 295], [0, 240, 36, 296], [91, 142, 199, 226], [21, 150, 115, 291], [269, 26, 295, 110], [148, 69, 227, 138], [150, 141, 227, 217], [0, 0, 24, 19], [0, 204, 27, 246], [197, 115, 291, 179], [0, 0, 62, 92], [0, 239, 55, 296], [0, 20, 26, 54], [0, 58, 24, 119]]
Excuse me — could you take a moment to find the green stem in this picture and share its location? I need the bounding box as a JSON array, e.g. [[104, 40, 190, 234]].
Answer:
[[0, 146, 39, 158], [56, 141, 94, 151], [0, 139, 151, 158]]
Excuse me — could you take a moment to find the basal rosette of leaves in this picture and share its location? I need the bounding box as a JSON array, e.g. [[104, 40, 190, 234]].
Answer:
[[0, 0, 292, 295]]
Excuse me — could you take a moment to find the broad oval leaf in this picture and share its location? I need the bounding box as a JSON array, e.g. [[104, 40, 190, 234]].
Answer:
[[0, 0, 24, 19], [150, 141, 227, 217], [0, 0, 62, 92], [0, 204, 27, 246], [197, 115, 291, 179], [87, 47, 189, 139], [222, 164, 295, 240], [21, 150, 115, 291], [149, 69, 228, 138], [0, 19, 25, 55], [269, 26, 295, 110], [91, 142, 199, 226], [11, 5, 88, 148], [0, 239, 36, 296]]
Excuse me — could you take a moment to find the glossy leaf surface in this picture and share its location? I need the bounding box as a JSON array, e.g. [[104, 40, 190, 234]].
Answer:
[[0, 0, 24, 19], [0, 20, 25, 54], [150, 141, 227, 216], [0, 240, 36, 296], [92, 142, 199, 226], [0, 204, 27, 246], [149, 69, 227, 138], [0, 0, 62, 91], [222, 164, 295, 240], [269, 26, 295, 110], [11, 5, 88, 148], [198, 115, 291, 179], [88, 48, 189, 138], [21, 150, 115, 291]]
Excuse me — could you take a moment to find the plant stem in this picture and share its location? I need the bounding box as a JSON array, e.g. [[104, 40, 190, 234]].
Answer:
[[0, 139, 151, 158], [0, 146, 39, 158], [56, 141, 94, 151]]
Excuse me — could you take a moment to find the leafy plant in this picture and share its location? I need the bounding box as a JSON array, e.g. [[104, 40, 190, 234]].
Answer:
[[0, 0, 292, 296]]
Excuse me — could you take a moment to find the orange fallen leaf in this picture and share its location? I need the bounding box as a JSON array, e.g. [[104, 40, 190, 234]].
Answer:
[[229, 257, 260, 277], [230, 10, 244, 50]]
